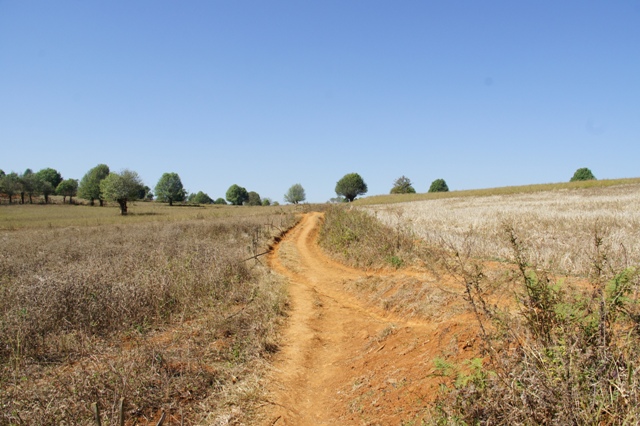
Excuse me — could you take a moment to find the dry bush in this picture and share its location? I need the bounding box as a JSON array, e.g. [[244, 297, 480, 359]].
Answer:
[[369, 184, 640, 276], [322, 186, 640, 423], [317, 205, 419, 269], [0, 211, 296, 425], [430, 226, 640, 425]]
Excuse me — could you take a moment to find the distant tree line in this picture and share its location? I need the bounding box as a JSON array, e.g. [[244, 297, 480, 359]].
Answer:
[[0, 167, 77, 205], [1, 164, 597, 212]]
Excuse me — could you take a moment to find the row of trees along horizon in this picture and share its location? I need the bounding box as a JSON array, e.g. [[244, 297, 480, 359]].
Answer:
[[0, 166, 597, 214]]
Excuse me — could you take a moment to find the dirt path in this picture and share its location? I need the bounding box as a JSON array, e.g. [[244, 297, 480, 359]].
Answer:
[[261, 212, 478, 425]]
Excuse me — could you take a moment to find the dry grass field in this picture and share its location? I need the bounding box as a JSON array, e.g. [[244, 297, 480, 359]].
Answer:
[[0, 202, 298, 425], [367, 182, 640, 276], [318, 181, 640, 424], [3, 182, 640, 424]]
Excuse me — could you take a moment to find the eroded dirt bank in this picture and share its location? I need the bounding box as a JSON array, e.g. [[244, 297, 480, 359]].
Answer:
[[260, 212, 479, 425]]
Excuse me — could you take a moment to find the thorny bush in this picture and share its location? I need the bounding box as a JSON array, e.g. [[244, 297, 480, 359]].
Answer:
[[432, 224, 640, 425]]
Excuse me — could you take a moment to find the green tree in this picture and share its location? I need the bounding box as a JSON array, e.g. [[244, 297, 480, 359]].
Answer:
[[335, 173, 368, 202], [226, 184, 249, 206], [428, 178, 449, 193], [262, 198, 272, 206], [0, 172, 20, 204], [192, 191, 213, 204], [390, 176, 416, 194], [247, 191, 262, 206], [56, 179, 79, 204], [100, 169, 144, 215], [284, 183, 306, 204], [138, 185, 152, 201], [154, 172, 186, 206], [36, 168, 63, 203], [18, 169, 39, 204], [214, 197, 227, 205], [78, 164, 110, 206], [570, 167, 596, 182]]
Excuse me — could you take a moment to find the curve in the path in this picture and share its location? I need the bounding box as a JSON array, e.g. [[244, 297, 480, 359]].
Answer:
[[261, 212, 477, 425]]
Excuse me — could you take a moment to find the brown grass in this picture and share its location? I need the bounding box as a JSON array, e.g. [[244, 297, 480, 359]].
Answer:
[[356, 177, 640, 206], [321, 182, 640, 424], [0, 206, 297, 425], [367, 182, 640, 276]]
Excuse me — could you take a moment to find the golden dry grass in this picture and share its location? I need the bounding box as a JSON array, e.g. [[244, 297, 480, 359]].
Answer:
[[0, 199, 300, 230], [356, 177, 640, 206], [0, 204, 298, 425], [366, 182, 640, 276], [321, 185, 640, 424]]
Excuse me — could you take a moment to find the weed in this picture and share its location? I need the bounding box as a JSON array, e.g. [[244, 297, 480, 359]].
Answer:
[[318, 205, 417, 269], [430, 224, 640, 425]]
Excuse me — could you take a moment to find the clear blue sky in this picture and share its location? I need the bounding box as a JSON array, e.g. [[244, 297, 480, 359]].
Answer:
[[1, 1, 638, 203]]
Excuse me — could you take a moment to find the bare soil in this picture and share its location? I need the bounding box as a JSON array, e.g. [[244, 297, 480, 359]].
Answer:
[[260, 212, 480, 425]]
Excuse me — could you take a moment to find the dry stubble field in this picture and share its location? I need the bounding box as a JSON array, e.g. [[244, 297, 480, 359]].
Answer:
[[0, 202, 299, 425], [2, 182, 640, 425], [367, 183, 640, 276]]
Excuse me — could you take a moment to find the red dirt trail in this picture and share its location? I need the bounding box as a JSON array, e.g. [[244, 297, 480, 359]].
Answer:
[[260, 212, 480, 425]]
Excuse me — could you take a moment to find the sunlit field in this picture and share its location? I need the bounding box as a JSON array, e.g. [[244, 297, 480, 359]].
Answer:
[[321, 182, 640, 424], [367, 182, 640, 276], [0, 198, 300, 230], [0, 202, 298, 424]]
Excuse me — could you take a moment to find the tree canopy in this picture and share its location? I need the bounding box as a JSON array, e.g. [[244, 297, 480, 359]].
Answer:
[[247, 191, 262, 206], [154, 172, 186, 206], [570, 167, 596, 182], [390, 176, 416, 194], [192, 191, 213, 204], [19, 169, 39, 204], [36, 168, 63, 203], [100, 169, 144, 215], [428, 178, 449, 193], [214, 197, 227, 205], [335, 173, 368, 202], [226, 184, 249, 205], [284, 183, 306, 204], [56, 179, 79, 204], [0, 172, 20, 204], [78, 164, 110, 206]]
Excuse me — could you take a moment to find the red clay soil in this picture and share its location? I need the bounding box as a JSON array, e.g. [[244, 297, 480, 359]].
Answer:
[[259, 212, 482, 425]]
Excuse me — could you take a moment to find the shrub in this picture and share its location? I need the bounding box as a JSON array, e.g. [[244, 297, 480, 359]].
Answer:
[[428, 178, 449, 192], [431, 225, 640, 424], [318, 206, 415, 268], [390, 176, 416, 194], [570, 167, 596, 182]]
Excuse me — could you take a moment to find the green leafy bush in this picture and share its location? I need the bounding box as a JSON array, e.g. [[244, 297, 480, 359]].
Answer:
[[570, 167, 596, 182], [428, 178, 449, 193], [390, 176, 416, 194]]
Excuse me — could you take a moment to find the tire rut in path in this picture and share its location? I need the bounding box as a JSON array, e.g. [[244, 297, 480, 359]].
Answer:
[[261, 212, 470, 425]]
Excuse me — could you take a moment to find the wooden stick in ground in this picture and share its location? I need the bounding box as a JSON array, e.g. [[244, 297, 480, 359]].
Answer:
[[91, 402, 101, 426]]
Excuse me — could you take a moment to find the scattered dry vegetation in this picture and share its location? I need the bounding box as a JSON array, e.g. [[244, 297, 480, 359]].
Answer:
[[321, 182, 640, 424], [368, 183, 640, 276], [0, 204, 298, 425]]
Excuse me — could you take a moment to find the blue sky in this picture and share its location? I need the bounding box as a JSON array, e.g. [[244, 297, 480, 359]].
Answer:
[[1, 1, 638, 203]]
